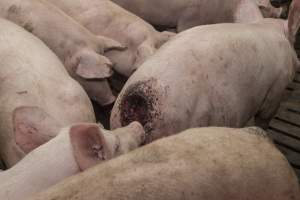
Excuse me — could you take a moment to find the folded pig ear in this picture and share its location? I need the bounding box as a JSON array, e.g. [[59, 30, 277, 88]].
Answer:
[[13, 106, 60, 154], [96, 36, 126, 53], [69, 123, 112, 171], [75, 50, 114, 79], [288, 0, 300, 41]]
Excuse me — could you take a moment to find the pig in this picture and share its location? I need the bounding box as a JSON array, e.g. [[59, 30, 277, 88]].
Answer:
[[255, 0, 286, 17], [0, 18, 96, 167], [28, 127, 300, 200], [111, 0, 264, 32], [110, 0, 300, 144], [47, 0, 175, 77], [0, 122, 145, 200], [0, 0, 125, 106]]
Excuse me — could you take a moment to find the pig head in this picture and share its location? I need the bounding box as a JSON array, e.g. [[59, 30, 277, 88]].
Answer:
[[0, 122, 145, 200], [70, 121, 145, 170]]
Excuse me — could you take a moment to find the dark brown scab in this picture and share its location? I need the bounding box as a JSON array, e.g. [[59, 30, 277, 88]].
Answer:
[[119, 78, 162, 135]]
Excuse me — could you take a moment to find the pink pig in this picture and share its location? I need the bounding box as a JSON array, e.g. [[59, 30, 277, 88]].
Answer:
[[0, 122, 145, 200], [111, 0, 300, 143]]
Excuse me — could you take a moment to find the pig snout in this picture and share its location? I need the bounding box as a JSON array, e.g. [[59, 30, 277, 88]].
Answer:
[[270, 0, 291, 8], [113, 121, 146, 154], [125, 121, 146, 146]]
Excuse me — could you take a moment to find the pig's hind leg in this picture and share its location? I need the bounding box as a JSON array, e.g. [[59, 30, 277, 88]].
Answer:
[[254, 76, 290, 129]]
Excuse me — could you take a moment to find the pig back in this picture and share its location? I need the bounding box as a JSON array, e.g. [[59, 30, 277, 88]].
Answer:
[[29, 127, 300, 200], [111, 23, 297, 143]]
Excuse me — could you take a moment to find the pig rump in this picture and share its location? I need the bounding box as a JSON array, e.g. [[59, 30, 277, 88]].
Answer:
[[118, 78, 163, 135]]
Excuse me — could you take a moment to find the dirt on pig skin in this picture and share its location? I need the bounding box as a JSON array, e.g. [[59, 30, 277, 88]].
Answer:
[[116, 78, 167, 143]]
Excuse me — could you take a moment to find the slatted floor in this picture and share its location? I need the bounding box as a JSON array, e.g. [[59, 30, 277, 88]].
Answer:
[[267, 40, 300, 181], [267, 73, 300, 180]]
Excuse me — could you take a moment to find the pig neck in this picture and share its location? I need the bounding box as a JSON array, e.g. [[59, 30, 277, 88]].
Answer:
[[0, 130, 79, 200]]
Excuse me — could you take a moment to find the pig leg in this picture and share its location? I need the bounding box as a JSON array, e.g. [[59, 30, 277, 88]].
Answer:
[[254, 75, 291, 129]]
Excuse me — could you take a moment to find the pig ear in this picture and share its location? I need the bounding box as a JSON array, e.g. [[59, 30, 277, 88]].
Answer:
[[288, 0, 300, 40], [96, 36, 126, 52], [69, 123, 112, 171], [75, 50, 114, 79], [13, 106, 60, 154]]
